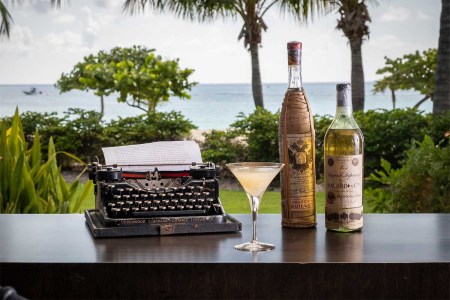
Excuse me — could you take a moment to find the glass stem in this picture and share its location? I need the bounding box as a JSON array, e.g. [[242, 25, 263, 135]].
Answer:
[[251, 195, 260, 243]]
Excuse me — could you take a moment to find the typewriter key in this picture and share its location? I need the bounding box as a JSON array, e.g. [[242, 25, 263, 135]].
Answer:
[[180, 198, 187, 205], [168, 206, 175, 211], [189, 199, 196, 205], [171, 199, 178, 206], [195, 205, 203, 210], [185, 192, 192, 200], [126, 188, 134, 194], [122, 207, 130, 217], [185, 205, 193, 210], [141, 206, 149, 211], [144, 200, 152, 207], [134, 200, 142, 207], [159, 206, 167, 211], [132, 194, 139, 201], [116, 201, 124, 208], [176, 193, 184, 199], [176, 205, 184, 210], [122, 195, 130, 201], [111, 207, 121, 217], [167, 193, 175, 200], [116, 188, 124, 196], [194, 192, 202, 199], [202, 192, 210, 198], [113, 195, 121, 200], [149, 207, 157, 211], [132, 207, 140, 212]]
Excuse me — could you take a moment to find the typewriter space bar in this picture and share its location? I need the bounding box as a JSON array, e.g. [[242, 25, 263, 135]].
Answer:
[[131, 210, 206, 218]]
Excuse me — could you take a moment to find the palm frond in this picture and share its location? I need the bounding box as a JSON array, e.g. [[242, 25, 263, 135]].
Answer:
[[276, 0, 330, 23], [124, 0, 237, 22], [0, 0, 13, 38]]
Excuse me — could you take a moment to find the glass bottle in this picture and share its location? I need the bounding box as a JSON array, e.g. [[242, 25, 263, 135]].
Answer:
[[279, 41, 316, 228], [324, 83, 364, 232]]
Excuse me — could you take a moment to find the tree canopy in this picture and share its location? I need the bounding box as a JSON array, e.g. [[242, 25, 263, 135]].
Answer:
[[56, 46, 197, 114], [373, 48, 437, 109]]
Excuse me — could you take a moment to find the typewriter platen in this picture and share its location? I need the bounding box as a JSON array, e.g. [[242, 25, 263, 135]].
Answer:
[[85, 162, 242, 237]]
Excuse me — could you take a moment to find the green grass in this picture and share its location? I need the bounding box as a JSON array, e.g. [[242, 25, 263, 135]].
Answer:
[[80, 189, 374, 214]]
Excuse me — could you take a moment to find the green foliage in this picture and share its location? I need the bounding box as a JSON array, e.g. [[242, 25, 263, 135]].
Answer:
[[1, 109, 106, 165], [366, 136, 450, 213], [373, 48, 437, 107], [201, 130, 247, 177], [0, 109, 93, 213], [230, 107, 280, 162], [56, 46, 197, 113], [103, 111, 196, 146], [1, 109, 197, 165]]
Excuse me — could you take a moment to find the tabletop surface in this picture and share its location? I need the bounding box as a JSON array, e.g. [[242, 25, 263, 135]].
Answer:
[[1, 213, 449, 264]]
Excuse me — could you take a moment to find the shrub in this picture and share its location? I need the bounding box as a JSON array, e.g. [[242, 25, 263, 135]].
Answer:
[[103, 111, 197, 147], [230, 107, 280, 162], [365, 135, 450, 213], [0, 109, 93, 213], [201, 130, 247, 177]]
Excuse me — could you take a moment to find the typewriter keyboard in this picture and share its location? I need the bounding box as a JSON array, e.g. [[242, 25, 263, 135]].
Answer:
[[103, 184, 223, 219]]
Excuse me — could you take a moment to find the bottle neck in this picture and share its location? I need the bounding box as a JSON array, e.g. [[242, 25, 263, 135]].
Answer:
[[288, 65, 302, 90], [335, 88, 352, 116]]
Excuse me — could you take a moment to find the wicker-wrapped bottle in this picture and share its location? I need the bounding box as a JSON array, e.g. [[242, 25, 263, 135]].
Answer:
[[279, 41, 316, 228]]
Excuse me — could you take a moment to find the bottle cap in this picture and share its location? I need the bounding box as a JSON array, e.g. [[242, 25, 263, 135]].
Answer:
[[287, 41, 302, 66], [336, 83, 351, 91]]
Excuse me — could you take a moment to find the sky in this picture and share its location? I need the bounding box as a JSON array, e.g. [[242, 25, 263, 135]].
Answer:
[[0, 0, 442, 84]]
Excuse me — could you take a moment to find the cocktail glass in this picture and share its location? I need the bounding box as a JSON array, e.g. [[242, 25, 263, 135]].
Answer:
[[227, 162, 284, 252]]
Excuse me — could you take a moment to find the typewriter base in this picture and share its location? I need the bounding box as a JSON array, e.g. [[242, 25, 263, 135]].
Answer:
[[85, 209, 242, 238]]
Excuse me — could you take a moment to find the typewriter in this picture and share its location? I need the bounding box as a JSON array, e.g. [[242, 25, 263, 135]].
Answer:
[[85, 161, 241, 237]]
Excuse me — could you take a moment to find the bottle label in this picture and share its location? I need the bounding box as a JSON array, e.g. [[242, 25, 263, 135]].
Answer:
[[325, 155, 363, 208], [280, 133, 315, 219], [325, 207, 363, 230]]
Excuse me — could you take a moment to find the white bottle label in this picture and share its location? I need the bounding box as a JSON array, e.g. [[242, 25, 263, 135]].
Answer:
[[325, 155, 363, 230], [325, 155, 363, 208]]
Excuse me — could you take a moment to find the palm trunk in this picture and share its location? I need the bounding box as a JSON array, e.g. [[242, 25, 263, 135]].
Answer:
[[390, 88, 396, 109], [433, 0, 450, 113], [350, 41, 365, 112], [100, 95, 104, 114], [249, 43, 264, 108]]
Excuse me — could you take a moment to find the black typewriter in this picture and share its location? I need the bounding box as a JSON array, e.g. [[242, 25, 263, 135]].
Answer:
[[85, 162, 241, 237]]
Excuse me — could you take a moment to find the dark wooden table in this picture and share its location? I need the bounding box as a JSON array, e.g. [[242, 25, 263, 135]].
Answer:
[[1, 214, 449, 299]]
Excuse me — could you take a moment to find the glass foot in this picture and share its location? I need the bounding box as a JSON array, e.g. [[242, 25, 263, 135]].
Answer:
[[234, 241, 275, 252]]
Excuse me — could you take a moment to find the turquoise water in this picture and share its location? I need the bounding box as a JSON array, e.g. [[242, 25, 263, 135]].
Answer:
[[0, 83, 430, 129]]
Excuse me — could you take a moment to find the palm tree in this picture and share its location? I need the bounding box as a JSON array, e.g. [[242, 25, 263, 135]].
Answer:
[[0, 1, 61, 38], [124, 0, 328, 109], [433, 0, 450, 113], [332, 0, 375, 112]]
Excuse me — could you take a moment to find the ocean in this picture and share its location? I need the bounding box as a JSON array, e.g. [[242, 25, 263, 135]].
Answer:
[[0, 83, 430, 130]]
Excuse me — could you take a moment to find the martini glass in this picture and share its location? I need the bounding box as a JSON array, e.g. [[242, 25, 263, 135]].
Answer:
[[227, 162, 284, 252]]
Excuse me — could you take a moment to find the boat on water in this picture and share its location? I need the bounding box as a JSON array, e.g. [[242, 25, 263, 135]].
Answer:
[[23, 87, 42, 95]]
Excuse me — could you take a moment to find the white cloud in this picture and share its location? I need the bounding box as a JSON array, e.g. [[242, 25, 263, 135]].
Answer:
[[81, 7, 101, 47], [381, 6, 411, 22], [416, 11, 431, 20], [44, 31, 84, 48], [0, 25, 34, 55], [53, 14, 76, 24]]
